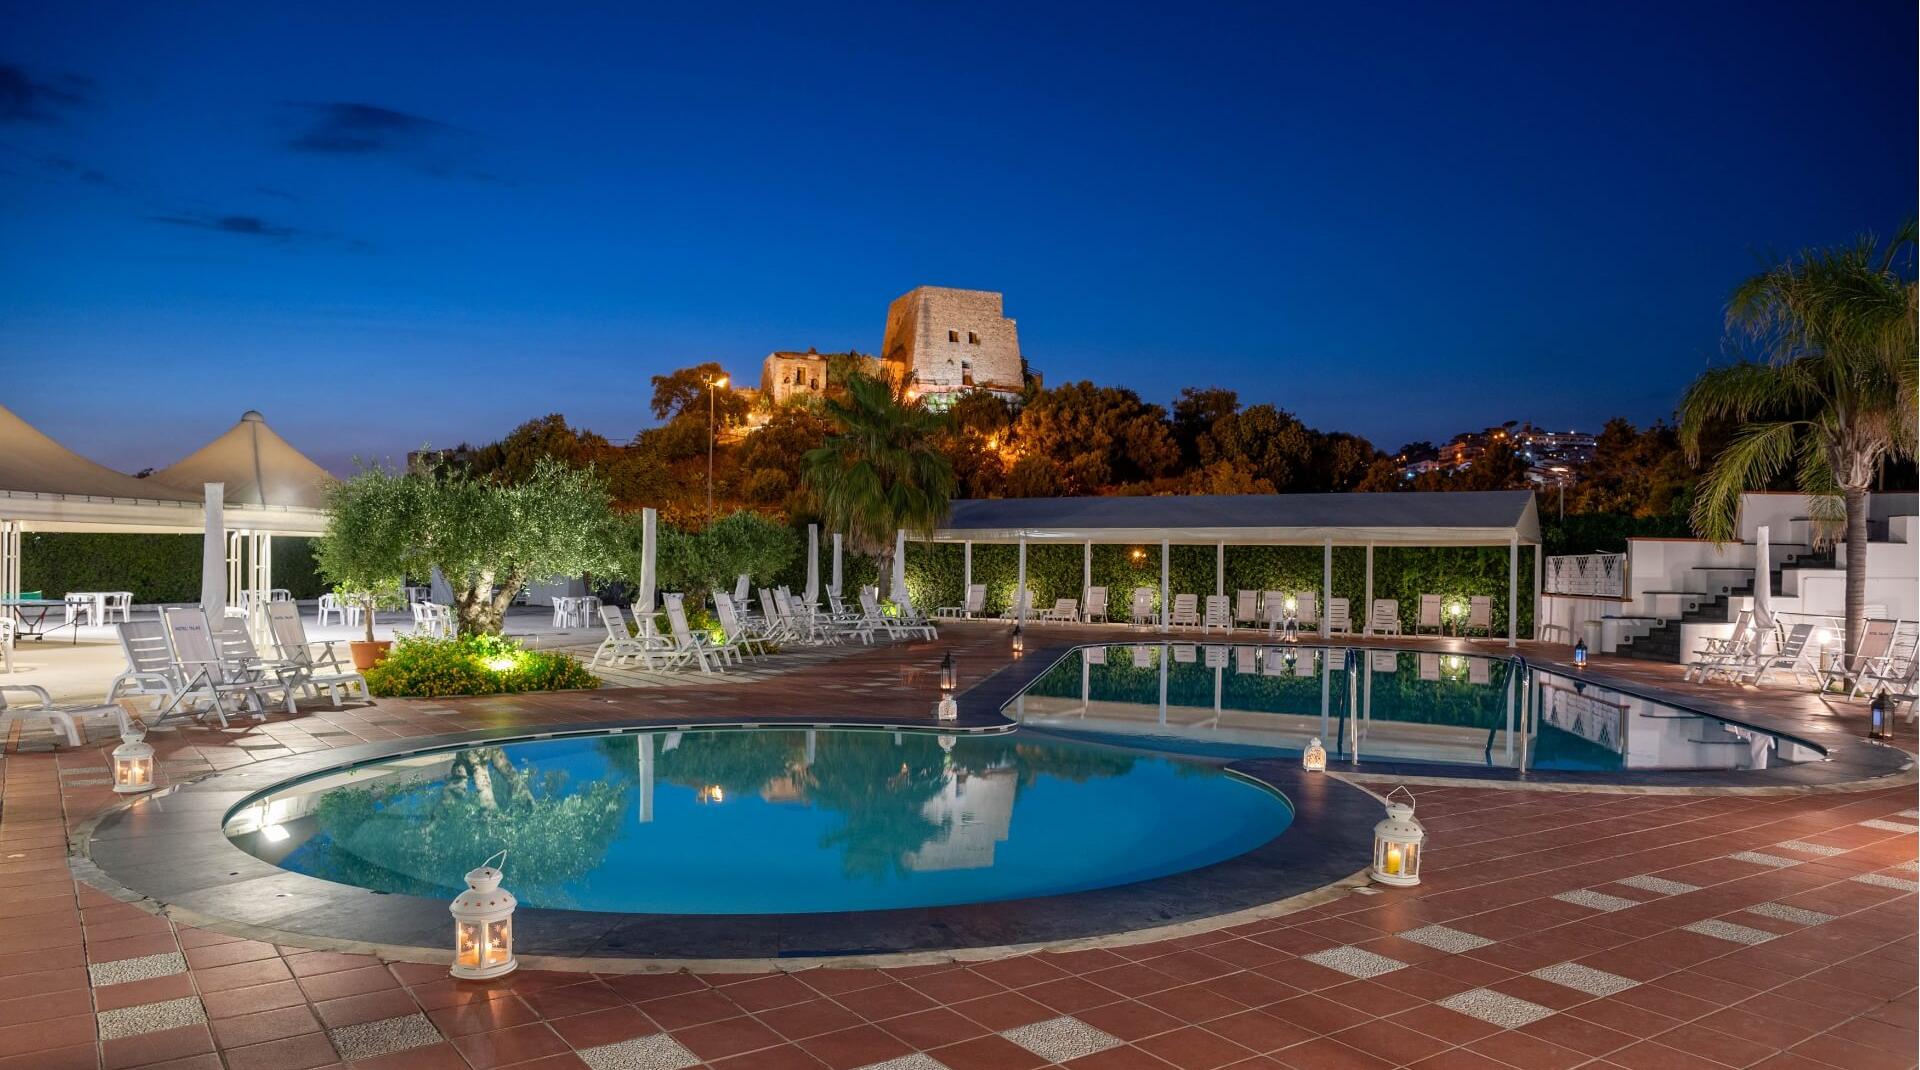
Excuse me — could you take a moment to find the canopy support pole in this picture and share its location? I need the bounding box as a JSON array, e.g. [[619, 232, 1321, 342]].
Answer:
[[963, 540, 972, 599], [1363, 542, 1375, 637], [1159, 539, 1170, 630], [0, 519, 18, 601], [1016, 536, 1028, 628], [1083, 540, 1093, 604], [1321, 538, 1332, 638], [830, 533, 843, 597], [1215, 541, 1225, 597], [1507, 533, 1519, 649], [1532, 543, 1543, 641]]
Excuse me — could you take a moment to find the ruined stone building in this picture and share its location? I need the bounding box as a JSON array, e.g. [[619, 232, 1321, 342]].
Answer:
[[759, 349, 829, 405], [880, 286, 1023, 408]]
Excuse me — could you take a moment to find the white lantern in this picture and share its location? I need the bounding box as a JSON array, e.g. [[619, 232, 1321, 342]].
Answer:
[[935, 695, 958, 721], [1302, 737, 1327, 773], [1371, 786, 1425, 887], [112, 726, 155, 794], [450, 852, 517, 980]]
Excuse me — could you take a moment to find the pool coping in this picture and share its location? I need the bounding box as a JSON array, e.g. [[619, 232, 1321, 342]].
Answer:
[[1005, 640, 1916, 791], [76, 716, 1383, 969]]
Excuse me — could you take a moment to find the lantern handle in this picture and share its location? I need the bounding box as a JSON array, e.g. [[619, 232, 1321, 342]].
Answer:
[[1383, 785, 1416, 810], [482, 849, 508, 871]]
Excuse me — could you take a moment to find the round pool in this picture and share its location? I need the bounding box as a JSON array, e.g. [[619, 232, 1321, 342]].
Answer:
[[222, 727, 1293, 915]]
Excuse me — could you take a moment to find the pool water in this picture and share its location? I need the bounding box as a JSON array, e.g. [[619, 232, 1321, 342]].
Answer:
[[1010, 644, 1821, 773], [224, 728, 1293, 914]]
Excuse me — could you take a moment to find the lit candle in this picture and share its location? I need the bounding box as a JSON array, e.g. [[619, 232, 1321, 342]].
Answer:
[[1384, 845, 1403, 875]]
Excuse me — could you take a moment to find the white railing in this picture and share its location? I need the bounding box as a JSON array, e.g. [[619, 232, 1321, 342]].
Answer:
[[1545, 553, 1627, 598]]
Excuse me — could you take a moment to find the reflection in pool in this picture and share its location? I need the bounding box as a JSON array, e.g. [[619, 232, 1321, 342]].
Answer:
[[1010, 644, 1821, 773], [223, 728, 1292, 914]]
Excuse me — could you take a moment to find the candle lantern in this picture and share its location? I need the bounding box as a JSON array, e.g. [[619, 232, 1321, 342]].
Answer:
[[1302, 737, 1327, 773], [939, 651, 958, 692], [111, 726, 155, 795], [450, 851, 517, 980], [938, 733, 956, 753], [1869, 694, 1890, 740], [1010, 624, 1024, 657], [1573, 638, 1588, 669], [1370, 786, 1425, 887], [935, 694, 958, 721]]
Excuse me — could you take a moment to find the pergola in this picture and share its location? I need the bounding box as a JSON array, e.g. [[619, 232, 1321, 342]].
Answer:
[[0, 406, 332, 608], [917, 490, 1543, 647]]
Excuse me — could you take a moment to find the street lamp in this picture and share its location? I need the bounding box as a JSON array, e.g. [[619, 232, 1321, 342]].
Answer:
[[704, 373, 729, 514]]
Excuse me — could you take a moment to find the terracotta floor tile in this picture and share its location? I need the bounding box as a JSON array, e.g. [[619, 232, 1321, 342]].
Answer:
[[757, 998, 864, 1041], [209, 1004, 325, 1049], [1132, 1026, 1255, 1069], [0, 1012, 95, 1058], [706, 1044, 828, 1070], [450, 1022, 570, 1069], [220, 1030, 340, 1070], [423, 992, 540, 1037], [293, 963, 397, 1003], [797, 1024, 912, 1070], [200, 979, 309, 1019], [544, 1004, 655, 1049], [101, 1022, 216, 1070], [874, 1006, 989, 1049], [1269, 1035, 1396, 1070]]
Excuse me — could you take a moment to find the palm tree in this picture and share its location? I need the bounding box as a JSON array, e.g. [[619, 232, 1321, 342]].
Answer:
[[1679, 222, 1917, 671], [803, 372, 956, 586]]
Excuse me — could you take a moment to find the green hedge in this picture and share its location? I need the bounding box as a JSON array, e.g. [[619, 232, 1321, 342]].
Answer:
[[20, 534, 325, 603], [904, 541, 1535, 634]]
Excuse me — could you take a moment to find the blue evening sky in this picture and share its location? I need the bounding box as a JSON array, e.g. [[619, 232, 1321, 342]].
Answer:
[[2, 2, 1911, 474]]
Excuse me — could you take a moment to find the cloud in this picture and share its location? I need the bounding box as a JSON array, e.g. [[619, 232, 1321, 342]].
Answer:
[[0, 64, 90, 122], [284, 101, 450, 154], [148, 213, 304, 241], [39, 153, 118, 189]]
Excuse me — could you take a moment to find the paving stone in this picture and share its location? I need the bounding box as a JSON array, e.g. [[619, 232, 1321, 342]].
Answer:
[[1302, 945, 1408, 978], [1398, 924, 1494, 953], [1852, 873, 1920, 892], [1728, 851, 1801, 868], [1745, 903, 1835, 926], [1553, 889, 1639, 912], [1436, 987, 1555, 1028], [1775, 840, 1846, 857], [1529, 962, 1637, 997], [577, 1033, 702, 1070], [1682, 920, 1776, 945], [1616, 875, 1699, 896], [1858, 819, 1920, 833], [856, 1055, 950, 1070], [97, 995, 207, 1040], [88, 951, 188, 986], [1000, 1015, 1122, 1063], [327, 1011, 441, 1061]]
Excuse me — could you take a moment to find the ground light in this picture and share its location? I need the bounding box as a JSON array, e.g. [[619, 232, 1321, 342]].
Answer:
[[940, 651, 957, 692], [1869, 694, 1890, 740], [111, 726, 154, 794], [1573, 638, 1588, 669], [1010, 624, 1024, 657], [450, 852, 517, 980], [1302, 737, 1327, 772], [1371, 786, 1425, 887]]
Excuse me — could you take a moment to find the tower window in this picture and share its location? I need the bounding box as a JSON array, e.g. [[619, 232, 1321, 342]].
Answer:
[[968, 331, 980, 345], [947, 330, 959, 343]]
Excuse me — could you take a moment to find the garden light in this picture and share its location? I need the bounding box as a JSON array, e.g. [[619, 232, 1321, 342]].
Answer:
[[1869, 694, 1890, 740], [1011, 624, 1024, 657], [940, 651, 957, 692], [1371, 786, 1425, 887], [485, 655, 517, 672], [1302, 737, 1327, 772], [450, 851, 517, 980], [111, 725, 155, 794], [1573, 638, 1587, 669]]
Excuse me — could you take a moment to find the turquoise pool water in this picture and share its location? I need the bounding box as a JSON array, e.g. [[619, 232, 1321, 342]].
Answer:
[[223, 728, 1292, 914], [1010, 644, 1821, 773]]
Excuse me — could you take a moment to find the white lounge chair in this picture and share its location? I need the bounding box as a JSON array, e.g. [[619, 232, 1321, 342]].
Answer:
[[266, 602, 368, 706], [1326, 597, 1353, 635], [1369, 599, 1402, 636], [1415, 594, 1443, 636], [1233, 590, 1258, 628], [106, 621, 187, 711], [1084, 586, 1109, 624], [155, 606, 290, 726], [592, 604, 669, 668], [211, 617, 302, 714], [861, 588, 935, 640], [1040, 598, 1079, 623], [0, 684, 130, 747], [1687, 609, 1757, 682], [1466, 596, 1493, 638], [1129, 587, 1156, 627], [0, 615, 11, 673], [1202, 595, 1232, 632], [1850, 621, 1916, 699], [1000, 588, 1035, 621], [896, 593, 936, 629], [1742, 622, 1820, 688], [937, 585, 987, 619], [713, 593, 773, 659], [663, 594, 730, 673], [1167, 594, 1200, 630], [1293, 592, 1319, 637], [1260, 591, 1287, 635]]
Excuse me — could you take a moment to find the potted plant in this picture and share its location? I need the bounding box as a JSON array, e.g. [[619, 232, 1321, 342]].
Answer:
[[338, 583, 406, 669], [314, 465, 417, 670]]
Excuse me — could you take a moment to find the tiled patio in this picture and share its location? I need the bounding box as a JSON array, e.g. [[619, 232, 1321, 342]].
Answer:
[[1, 624, 1913, 1069]]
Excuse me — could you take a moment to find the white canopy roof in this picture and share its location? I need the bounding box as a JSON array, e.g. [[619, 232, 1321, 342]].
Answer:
[[927, 490, 1541, 547], [148, 410, 337, 510]]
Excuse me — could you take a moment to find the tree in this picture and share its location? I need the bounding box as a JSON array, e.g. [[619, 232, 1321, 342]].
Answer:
[[1014, 382, 1179, 494], [1569, 419, 1697, 517], [464, 414, 611, 483], [314, 465, 414, 642], [1172, 386, 1239, 465], [803, 372, 955, 583], [735, 405, 831, 511], [1680, 221, 1917, 667], [650, 362, 750, 425]]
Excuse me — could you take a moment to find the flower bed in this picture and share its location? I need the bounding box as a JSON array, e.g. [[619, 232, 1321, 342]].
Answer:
[[364, 634, 599, 698]]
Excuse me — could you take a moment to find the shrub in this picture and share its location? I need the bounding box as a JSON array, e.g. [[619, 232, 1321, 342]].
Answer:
[[364, 634, 599, 697]]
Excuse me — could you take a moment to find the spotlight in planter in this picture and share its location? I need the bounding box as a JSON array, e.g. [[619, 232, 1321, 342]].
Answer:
[[1302, 737, 1327, 773], [484, 655, 517, 672], [940, 651, 957, 692], [1573, 638, 1588, 669], [1869, 694, 1890, 740], [1371, 786, 1425, 887], [112, 725, 155, 795], [450, 851, 517, 980]]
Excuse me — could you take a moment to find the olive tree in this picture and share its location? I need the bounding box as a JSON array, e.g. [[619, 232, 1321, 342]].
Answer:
[[314, 466, 414, 642]]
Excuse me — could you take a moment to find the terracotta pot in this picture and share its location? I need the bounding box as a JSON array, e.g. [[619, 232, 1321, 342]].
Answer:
[[349, 640, 392, 671]]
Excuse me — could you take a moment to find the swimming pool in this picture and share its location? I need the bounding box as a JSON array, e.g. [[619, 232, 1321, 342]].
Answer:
[[222, 727, 1293, 914], [1009, 644, 1824, 773]]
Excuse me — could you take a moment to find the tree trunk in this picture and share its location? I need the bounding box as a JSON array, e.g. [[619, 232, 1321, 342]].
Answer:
[[1841, 486, 1869, 682], [455, 568, 503, 636]]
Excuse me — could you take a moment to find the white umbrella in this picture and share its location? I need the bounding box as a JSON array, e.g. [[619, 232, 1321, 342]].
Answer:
[[891, 529, 908, 603], [199, 482, 226, 614], [830, 533, 843, 596], [804, 524, 819, 604], [1753, 524, 1773, 630], [637, 507, 657, 616]]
